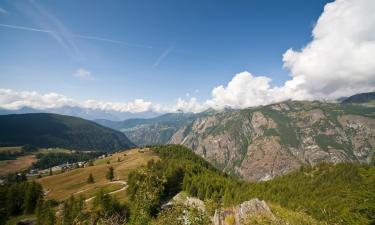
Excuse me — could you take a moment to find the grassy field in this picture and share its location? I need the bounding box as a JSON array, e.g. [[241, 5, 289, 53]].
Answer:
[[0, 147, 75, 176], [0, 146, 23, 153], [38, 147, 72, 154], [36, 148, 159, 202], [0, 154, 36, 176]]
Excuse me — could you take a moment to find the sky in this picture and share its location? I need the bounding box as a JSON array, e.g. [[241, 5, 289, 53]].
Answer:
[[0, 0, 375, 113]]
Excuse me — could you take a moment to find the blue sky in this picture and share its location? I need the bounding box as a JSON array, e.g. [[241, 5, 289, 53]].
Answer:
[[2, 0, 373, 114], [0, 0, 330, 105]]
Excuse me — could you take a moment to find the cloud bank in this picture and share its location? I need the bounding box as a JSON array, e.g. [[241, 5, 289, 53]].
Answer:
[[179, 0, 375, 111], [1, 0, 374, 114], [0, 89, 158, 113]]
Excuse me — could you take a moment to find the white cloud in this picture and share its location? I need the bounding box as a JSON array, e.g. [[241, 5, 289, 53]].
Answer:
[[0, 89, 77, 110], [83, 99, 154, 113], [1, 0, 374, 114], [0, 89, 159, 113], [282, 0, 375, 100], [73, 68, 94, 80], [171, 97, 207, 113], [199, 0, 375, 110], [206, 72, 276, 109]]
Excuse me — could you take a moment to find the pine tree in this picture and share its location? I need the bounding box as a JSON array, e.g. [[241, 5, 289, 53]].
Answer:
[[35, 200, 55, 225], [23, 182, 43, 214], [106, 167, 114, 181], [87, 173, 95, 183]]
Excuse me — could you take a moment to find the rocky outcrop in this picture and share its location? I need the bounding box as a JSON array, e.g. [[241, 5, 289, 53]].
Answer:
[[213, 198, 274, 225], [170, 101, 375, 181]]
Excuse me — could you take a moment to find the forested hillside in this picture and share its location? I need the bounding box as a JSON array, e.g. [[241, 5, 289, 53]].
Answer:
[[0, 113, 134, 151], [1, 145, 374, 224], [147, 145, 375, 224]]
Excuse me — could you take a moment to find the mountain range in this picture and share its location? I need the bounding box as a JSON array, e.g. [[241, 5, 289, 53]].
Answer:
[[98, 92, 375, 181], [0, 106, 161, 121], [0, 113, 134, 151], [1, 92, 375, 181]]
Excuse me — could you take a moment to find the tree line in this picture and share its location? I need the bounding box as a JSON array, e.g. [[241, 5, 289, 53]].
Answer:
[[32, 151, 103, 169]]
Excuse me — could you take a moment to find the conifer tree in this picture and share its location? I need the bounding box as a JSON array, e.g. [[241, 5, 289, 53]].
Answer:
[[106, 167, 114, 181], [87, 173, 95, 183]]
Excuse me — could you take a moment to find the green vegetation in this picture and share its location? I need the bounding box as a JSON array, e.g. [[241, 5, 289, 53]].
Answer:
[[314, 134, 347, 150], [260, 107, 299, 147], [0, 113, 134, 152], [342, 92, 375, 104], [106, 166, 114, 181], [32, 151, 102, 169], [146, 145, 374, 225], [1, 144, 374, 224], [87, 173, 95, 183], [0, 146, 37, 161], [0, 175, 44, 224]]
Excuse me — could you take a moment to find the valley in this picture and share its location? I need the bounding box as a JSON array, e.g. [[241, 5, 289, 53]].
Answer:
[[0, 99, 374, 225], [103, 100, 375, 181], [1, 0, 375, 224]]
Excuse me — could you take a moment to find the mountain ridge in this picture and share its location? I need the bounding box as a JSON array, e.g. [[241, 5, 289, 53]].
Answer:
[[169, 100, 375, 181], [0, 113, 135, 151]]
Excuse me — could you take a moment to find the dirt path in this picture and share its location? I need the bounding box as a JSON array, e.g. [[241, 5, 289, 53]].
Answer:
[[84, 180, 127, 202]]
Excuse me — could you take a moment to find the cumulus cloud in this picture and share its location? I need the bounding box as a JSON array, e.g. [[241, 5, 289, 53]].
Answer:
[[0, 89, 159, 113], [73, 68, 94, 80], [171, 97, 207, 113], [282, 0, 375, 100], [199, 0, 375, 110], [1, 0, 374, 114], [0, 89, 77, 110]]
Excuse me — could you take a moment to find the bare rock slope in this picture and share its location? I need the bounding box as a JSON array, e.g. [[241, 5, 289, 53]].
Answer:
[[170, 101, 375, 181]]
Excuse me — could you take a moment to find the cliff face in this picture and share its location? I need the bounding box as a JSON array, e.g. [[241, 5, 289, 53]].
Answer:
[[170, 101, 375, 181], [124, 123, 180, 145]]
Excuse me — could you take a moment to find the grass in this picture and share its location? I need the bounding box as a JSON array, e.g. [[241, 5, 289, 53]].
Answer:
[[0, 147, 75, 176], [38, 147, 72, 154], [36, 148, 159, 202], [0, 146, 23, 153], [0, 154, 36, 176], [5, 214, 35, 225], [268, 203, 325, 225]]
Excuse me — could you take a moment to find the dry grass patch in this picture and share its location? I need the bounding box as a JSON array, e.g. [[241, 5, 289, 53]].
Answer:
[[0, 146, 23, 153], [0, 155, 36, 176], [36, 148, 158, 201]]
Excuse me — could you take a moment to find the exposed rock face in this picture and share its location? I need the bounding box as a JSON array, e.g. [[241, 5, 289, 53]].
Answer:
[[162, 192, 206, 212], [124, 123, 178, 145], [169, 101, 375, 181], [213, 198, 274, 225]]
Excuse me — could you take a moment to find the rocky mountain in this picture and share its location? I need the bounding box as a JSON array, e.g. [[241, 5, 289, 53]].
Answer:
[[0, 113, 135, 151], [96, 112, 214, 145], [342, 91, 375, 104], [170, 101, 375, 181], [0, 106, 161, 121]]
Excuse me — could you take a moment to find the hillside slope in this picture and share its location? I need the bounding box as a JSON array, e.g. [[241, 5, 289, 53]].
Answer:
[[96, 112, 202, 145], [0, 113, 134, 151], [170, 101, 375, 181], [342, 91, 375, 104]]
